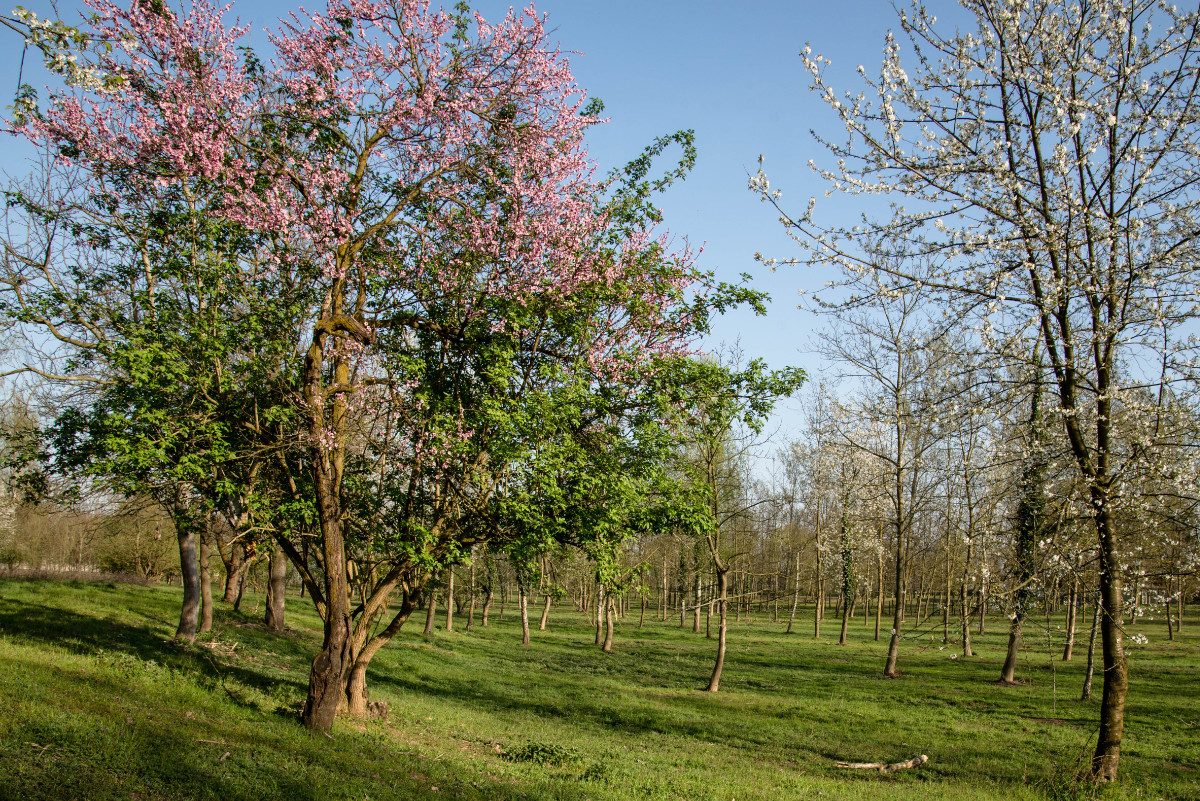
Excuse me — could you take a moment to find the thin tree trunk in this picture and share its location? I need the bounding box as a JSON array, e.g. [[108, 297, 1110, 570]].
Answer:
[[838, 591, 852, 645], [445, 568, 455, 632], [875, 547, 883, 642], [977, 568, 987, 635], [520, 592, 530, 646], [706, 568, 729, 691], [601, 594, 615, 653], [786, 551, 800, 634], [467, 560, 476, 631], [423, 584, 437, 635], [539, 594, 551, 630], [595, 584, 605, 645], [960, 538, 973, 657], [1082, 593, 1101, 700], [639, 594, 646, 628], [883, 521, 903, 677], [482, 588, 492, 627], [1092, 502, 1129, 781], [1063, 575, 1079, 659]]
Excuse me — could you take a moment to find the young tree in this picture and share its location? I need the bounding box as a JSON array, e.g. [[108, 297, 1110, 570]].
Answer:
[[754, 0, 1200, 778], [679, 355, 804, 692], [816, 288, 950, 678]]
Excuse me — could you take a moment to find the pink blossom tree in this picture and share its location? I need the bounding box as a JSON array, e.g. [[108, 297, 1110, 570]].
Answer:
[[15, 0, 707, 732]]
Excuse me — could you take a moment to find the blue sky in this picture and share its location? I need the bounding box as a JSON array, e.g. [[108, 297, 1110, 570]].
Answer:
[[1, 0, 910, 446]]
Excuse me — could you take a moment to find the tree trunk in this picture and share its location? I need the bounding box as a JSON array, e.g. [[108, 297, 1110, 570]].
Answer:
[[265, 546, 287, 632], [538, 594, 551, 630], [1000, 616, 1023, 684], [639, 594, 646, 628], [706, 568, 729, 691], [222, 540, 244, 603], [838, 592, 852, 645], [520, 591, 530, 646], [467, 560, 476, 631], [875, 548, 883, 642], [595, 584, 605, 645], [883, 521, 903, 677], [1082, 593, 1101, 701], [482, 588, 492, 626], [960, 537, 973, 657], [786, 551, 800, 634], [1092, 503, 1129, 781], [198, 527, 213, 635], [445, 569, 455, 632], [601, 594, 615, 653], [423, 583, 437, 635], [175, 519, 200, 643], [299, 312, 359, 735], [344, 592, 417, 717], [301, 487, 354, 733], [814, 547, 823, 639], [1063, 575, 1079, 659], [977, 570, 987, 634]]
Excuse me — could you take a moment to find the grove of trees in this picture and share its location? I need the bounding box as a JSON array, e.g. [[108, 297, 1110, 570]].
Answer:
[[1, 0, 1198, 788]]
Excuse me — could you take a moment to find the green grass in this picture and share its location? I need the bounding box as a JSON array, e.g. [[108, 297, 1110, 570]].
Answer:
[[0, 580, 1196, 801]]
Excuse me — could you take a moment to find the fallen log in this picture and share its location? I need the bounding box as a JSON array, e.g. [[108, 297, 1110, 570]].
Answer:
[[835, 754, 929, 774]]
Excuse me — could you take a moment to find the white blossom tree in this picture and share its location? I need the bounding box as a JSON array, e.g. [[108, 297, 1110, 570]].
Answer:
[[754, 0, 1200, 779]]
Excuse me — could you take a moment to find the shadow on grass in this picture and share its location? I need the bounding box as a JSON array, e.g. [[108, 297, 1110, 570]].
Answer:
[[0, 589, 311, 708]]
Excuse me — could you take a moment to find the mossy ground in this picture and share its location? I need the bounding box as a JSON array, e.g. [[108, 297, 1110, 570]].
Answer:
[[0, 579, 1196, 800]]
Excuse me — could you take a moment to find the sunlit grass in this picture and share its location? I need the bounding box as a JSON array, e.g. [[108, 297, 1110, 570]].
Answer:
[[0, 579, 1195, 800]]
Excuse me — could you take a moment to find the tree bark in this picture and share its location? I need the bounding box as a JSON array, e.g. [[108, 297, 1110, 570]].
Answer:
[[445, 568, 455, 632], [519, 591, 530, 646], [265, 545, 287, 632], [706, 568, 729, 691], [198, 525, 213, 635], [466, 560, 476, 631], [601, 594, 615, 653], [1000, 616, 1023, 684], [595, 584, 605, 645], [423, 584, 437, 635], [875, 547, 883, 641], [786, 551, 800, 634], [1092, 502, 1128, 781], [345, 591, 417, 718], [539, 594, 551, 630], [221, 540, 244, 603], [883, 517, 904, 677], [1082, 593, 1100, 701], [960, 537, 973, 657], [174, 518, 200, 643], [1063, 574, 1078, 659]]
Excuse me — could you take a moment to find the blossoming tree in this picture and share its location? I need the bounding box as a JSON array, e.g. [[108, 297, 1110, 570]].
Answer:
[[753, 0, 1200, 779], [11, 0, 715, 732]]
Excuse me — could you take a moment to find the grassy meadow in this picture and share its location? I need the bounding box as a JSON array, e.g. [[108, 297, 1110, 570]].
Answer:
[[0, 578, 1196, 801]]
